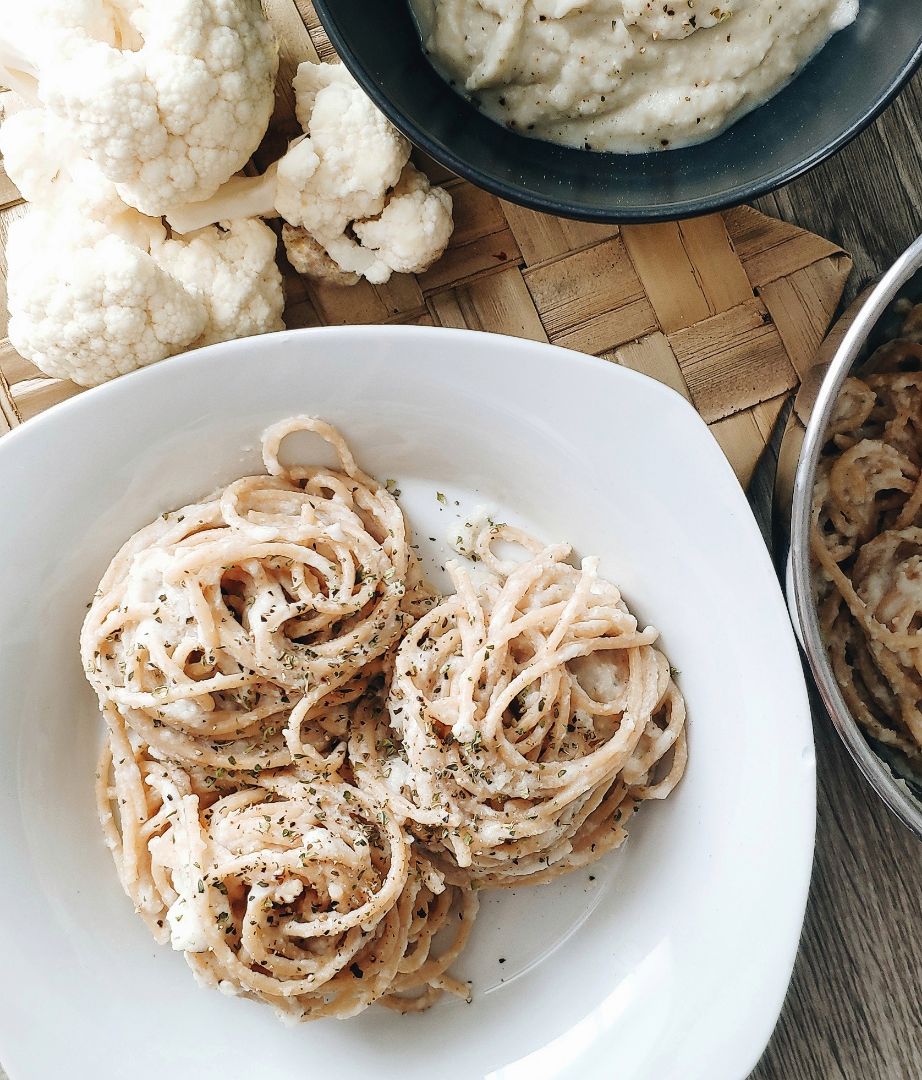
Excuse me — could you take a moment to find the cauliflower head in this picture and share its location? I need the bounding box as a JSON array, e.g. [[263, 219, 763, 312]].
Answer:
[[0, 107, 133, 225], [7, 194, 285, 386], [280, 61, 411, 240], [1, 0, 278, 216], [352, 164, 454, 278], [164, 61, 455, 287], [6, 204, 207, 387], [152, 218, 285, 347]]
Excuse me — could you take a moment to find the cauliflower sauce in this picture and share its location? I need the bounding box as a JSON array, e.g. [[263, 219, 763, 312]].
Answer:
[[409, 0, 858, 153]]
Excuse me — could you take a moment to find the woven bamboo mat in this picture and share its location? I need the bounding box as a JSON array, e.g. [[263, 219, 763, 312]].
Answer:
[[0, 0, 853, 487]]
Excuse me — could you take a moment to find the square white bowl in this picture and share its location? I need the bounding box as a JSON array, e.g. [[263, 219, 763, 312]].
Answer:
[[0, 327, 814, 1080]]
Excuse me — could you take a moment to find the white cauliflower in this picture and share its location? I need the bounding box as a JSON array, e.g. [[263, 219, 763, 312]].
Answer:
[[0, 0, 278, 216], [352, 164, 454, 278], [152, 218, 285, 347], [278, 61, 410, 237], [167, 61, 454, 286], [0, 108, 154, 245], [6, 204, 207, 387], [6, 195, 284, 387]]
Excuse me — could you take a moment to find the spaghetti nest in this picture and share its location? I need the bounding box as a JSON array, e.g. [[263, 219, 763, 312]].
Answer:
[[84, 416, 687, 1022], [97, 705, 476, 1020], [81, 417, 422, 772], [351, 525, 687, 886], [812, 301, 922, 768]]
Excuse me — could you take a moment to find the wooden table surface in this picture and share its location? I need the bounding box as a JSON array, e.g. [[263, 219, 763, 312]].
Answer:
[[748, 72, 922, 1080]]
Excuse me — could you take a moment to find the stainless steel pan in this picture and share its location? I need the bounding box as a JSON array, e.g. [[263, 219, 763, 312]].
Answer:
[[788, 235, 922, 839]]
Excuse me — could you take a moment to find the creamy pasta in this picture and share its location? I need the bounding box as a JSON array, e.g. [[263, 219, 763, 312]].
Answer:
[[84, 417, 686, 1022], [812, 303, 922, 770], [351, 524, 687, 886]]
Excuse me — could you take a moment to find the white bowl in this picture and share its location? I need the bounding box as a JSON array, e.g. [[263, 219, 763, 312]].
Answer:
[[0, 327, 814, 1080]]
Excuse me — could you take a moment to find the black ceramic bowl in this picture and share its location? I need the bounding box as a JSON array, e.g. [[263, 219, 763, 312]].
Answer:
[[313, 1, 922, 223]]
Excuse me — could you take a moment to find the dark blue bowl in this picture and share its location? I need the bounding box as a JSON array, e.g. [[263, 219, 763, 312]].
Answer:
[[313, 2, 922, 223]]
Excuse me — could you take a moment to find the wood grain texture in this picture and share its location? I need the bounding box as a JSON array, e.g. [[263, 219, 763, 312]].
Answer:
[[669, 296, 796, 422], [750, 69, 922, 1080]]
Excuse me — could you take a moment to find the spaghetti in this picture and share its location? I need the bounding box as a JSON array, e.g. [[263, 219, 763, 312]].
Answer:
[[81, 417, 420, 771], [85, 418, 686, 1022], [96, 706, 472, 1019], [351, 525, 687, 886], [812, 302, 922, 768]]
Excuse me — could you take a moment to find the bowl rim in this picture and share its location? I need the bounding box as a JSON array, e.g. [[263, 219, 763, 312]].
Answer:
[[313, 1, 922, 223], [790, 232, 922, 841]]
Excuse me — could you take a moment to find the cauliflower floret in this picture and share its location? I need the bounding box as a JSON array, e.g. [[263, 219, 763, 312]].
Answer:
[[165, 61, 454, 287], [0, 108, 72, 201], [7, 192, 284, 386], [6, 203, 207, 386], [292, 163, 453, 286], [274, 139, 321, 228], [0, 0, 278, 216], [291, 54, 353, 130], [352, 164, 454, 278], [152, 218, 285, 347], [0, 108, 118, 212], [281, 60, 411, 238]]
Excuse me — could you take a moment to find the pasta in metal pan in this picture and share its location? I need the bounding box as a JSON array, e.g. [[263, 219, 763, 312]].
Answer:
[[812, 302, 922, 770]]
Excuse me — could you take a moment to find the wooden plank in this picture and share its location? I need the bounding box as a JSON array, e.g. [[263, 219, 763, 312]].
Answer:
[[621, 222, 713, 332], [759, 255, 853, 379], [725, 204, 845, 289], [0, 342, 41, 386], [678, 214, 753, 312], [523, 236, 657, 354], [256, 0, 320, 163], [751, 69, 922, 1080], [13, 377, 81, 421], [418, 182, 520, 291], [427, 267, 548, 341], [0, 362, 18, 430], [442, 181, 510, 246], [297, 0, 338, 62], [751, 393, 788, 443], [0, 163, 21, 213], [621, 216, 753, 333], [0, 201, 27, 341], [669, 298, 798, 423], [418, 232, 520, 293], [501, 200, 619, 266], [390, 310, 435, 327], [308, 275, 425, 326], [708, 409, 765, 489], [609, 332, 691, 402], [279, 274, 324, 330]]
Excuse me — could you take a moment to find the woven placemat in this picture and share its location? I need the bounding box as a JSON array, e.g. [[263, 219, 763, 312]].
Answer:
[[0, 0, 853, 487]]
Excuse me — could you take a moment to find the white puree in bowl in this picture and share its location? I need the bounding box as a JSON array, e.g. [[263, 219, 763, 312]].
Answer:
[[409, 0, 858, 153]]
